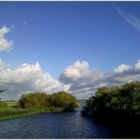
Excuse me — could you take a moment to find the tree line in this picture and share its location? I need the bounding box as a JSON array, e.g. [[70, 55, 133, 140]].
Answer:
[[81, 81, 140, 117], [18, 91, 78, 111]]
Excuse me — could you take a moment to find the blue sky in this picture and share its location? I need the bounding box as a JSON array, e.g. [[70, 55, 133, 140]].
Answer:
[[0, 1, 139, 77], [1, 2, 140, 99]]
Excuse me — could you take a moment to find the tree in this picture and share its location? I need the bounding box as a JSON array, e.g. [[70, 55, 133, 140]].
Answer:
[[18, 91, 78, 111], [81, 81, 140, 117]]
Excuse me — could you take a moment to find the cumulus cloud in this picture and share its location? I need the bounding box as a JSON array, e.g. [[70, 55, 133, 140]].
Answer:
[[135, 59, 140, 69], [60, 60, 140, 99], [60, 61, 103, 82], [0, 60, 68, 100], [115, 6, 140, 32], [114, 64, 131, 73], [2, 59, 140, 100], [59, 61, 103, 99], [0, 58, 11, 72], [60, 61, 90, 81], [0, 26, 13, 52]]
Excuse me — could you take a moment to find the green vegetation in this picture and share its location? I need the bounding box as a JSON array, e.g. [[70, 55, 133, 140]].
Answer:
[[0, 91, 78, 121], [4, 100, 18, 107], [19, 91, 78, 111], [0, 100, 15, 111], [0, 100, 36, 121], [81, 81, 140, 124], [81, 81, 140, 136], [81, 81, 140, 117], [0, 108, 39, 121]]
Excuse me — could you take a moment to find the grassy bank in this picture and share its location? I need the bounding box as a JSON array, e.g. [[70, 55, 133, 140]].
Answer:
[[0, 108, 39, 121], [0, 107, 66, 121], [0, 101, 66, 121], [0, 92, 78, 121]]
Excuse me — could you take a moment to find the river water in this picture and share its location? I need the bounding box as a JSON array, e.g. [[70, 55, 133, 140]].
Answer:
[[0, 108, 115, 138]]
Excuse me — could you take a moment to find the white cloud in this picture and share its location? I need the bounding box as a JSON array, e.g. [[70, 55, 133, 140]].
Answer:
[[1, 59, 140, 100], [135, 59, 140, 69], [60, 60, 140, 99], [0, 58, 11, 72], [114, 64, 131, 73], [0, 26, 13, 52], [59, 61, 103, 99], [61, 61, 90, 80], [0, 60, 68, 100], [60, 60, 103, 82], [116, 6, 140, 32]]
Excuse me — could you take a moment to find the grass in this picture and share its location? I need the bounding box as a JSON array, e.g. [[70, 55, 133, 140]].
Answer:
[[0, 100, 66, 121], [0, 108, 39, 121], [0, 100, 17, 111], [3, 100, 18, 106], [0, 101, 37, 121]]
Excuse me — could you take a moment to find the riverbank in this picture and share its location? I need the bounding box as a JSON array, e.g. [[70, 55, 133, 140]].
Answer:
[[0, 107, 114, 138], [0, 92, 79, 121], [0, 98, 80, 121], [0, 100, 69, 121], [81, 82, 140, 138], [0, 107, 67, 121]]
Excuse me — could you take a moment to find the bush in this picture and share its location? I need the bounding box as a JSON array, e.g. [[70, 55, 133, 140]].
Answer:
[[18, 91, 77, 111], [81, 81, 140, 117]]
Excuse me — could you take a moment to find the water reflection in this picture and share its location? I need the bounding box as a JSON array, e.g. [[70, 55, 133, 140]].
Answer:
[[0, 109, 112, 138]]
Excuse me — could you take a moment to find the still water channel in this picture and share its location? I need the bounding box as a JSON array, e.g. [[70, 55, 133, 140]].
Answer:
[[0, 108, 118, 138]]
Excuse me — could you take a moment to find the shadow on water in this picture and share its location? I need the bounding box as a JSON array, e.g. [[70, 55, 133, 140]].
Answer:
[[0, 107, 113, 138], [0, 106, 137, 138], [87, 111, 140, 139]]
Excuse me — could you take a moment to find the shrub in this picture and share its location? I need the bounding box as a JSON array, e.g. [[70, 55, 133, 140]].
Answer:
[[81, 81, 140, 116], [18, 91, 77, 111]]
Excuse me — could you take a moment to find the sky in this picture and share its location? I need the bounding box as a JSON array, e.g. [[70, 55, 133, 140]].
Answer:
[[0, 1, 140, 100]]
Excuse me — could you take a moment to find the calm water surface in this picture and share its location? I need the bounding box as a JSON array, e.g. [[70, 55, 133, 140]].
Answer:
[[0, 108, 114, 138]]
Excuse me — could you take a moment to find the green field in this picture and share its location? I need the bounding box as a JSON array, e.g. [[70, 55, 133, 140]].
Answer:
[[0, 100, 35, 121], [4, 100, 18, 107], [0, 100, 17, 109], [0, 100, 17, 111]]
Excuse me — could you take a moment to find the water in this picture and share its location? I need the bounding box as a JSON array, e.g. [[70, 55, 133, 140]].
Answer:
[[0, 108, 113, 138]]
